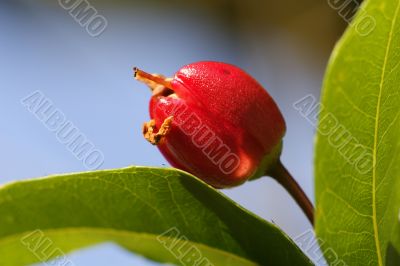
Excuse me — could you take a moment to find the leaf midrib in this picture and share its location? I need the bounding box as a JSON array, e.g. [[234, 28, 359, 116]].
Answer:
[[372, 1, 400, 265]]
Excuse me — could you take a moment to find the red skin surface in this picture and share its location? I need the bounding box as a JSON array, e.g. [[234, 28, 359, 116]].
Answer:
[[149, 61, 286, 188]]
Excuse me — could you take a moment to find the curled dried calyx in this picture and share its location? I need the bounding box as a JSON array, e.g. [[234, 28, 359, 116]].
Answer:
[[142, 116, 173, 145]]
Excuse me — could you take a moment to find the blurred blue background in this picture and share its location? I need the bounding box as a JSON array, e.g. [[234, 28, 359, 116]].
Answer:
[[0, 0, 347, 265]]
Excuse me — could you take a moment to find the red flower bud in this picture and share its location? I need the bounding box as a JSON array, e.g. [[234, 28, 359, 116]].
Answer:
[[135, 61, 286, 188]]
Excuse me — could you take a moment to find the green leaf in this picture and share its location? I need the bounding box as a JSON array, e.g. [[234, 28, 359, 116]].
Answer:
[[315, 0, 400, 265], [0, 167, 312, 266]]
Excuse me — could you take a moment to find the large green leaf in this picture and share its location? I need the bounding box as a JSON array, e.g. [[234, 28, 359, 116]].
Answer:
[[0, 167, 312, 266], [315, 0, 400, 265]]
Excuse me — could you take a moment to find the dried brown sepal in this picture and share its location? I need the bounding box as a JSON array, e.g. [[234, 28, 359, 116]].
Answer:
[[142, 116, 173, 145]]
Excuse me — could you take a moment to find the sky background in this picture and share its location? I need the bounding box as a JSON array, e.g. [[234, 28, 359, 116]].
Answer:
[[0, 0, 347, 265]]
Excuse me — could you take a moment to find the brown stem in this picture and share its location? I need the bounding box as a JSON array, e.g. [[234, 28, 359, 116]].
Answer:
[[269, 160, 314, 226]]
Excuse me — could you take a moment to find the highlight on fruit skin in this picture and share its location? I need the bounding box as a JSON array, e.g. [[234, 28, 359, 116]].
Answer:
[[134, 61, 286, 188]]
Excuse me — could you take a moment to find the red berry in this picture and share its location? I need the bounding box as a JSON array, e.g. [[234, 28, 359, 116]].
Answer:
[[135, 61, 286, 188]]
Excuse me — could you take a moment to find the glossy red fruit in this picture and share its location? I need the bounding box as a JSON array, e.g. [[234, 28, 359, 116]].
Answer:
[[135, 61, 286, 188]]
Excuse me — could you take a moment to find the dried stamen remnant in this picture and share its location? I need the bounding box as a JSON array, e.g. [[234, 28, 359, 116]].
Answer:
[[142, 116, 173, 145], [134, 67, 174, 96]]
